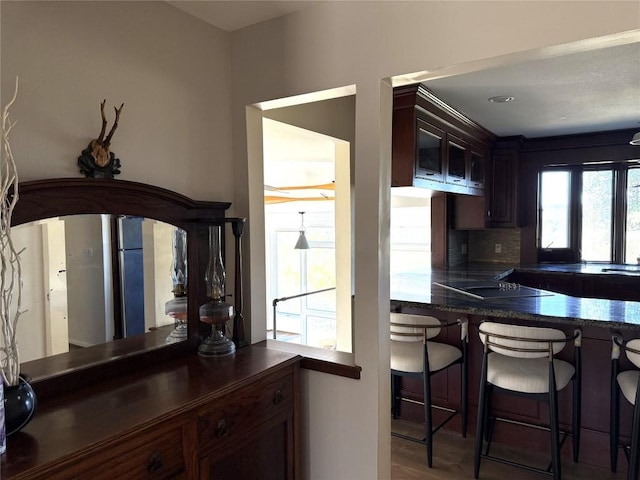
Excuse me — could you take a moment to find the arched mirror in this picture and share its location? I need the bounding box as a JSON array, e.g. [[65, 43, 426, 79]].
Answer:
[[11, 178, 229, 396]]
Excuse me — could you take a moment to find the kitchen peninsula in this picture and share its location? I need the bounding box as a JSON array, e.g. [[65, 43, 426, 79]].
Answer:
[[390, 263, 640, 470]]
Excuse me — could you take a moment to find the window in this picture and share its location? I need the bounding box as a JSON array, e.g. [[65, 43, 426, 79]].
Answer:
[[581, 170, 613, 262], [389, 192, 431, 291], [626, 167, 640, 263], [268, 210, 337, 348], [539, 170, 571, 249], [538, 163, 639, 264]]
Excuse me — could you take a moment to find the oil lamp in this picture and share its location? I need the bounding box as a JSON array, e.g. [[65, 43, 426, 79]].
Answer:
[[164, 228, 188, 344], [198, 224, 235, 356]]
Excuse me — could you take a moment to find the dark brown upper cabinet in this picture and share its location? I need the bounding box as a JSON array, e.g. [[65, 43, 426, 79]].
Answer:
[[469, 150, 486, 189], [416, 118, 445, 182], [392, 85, 495, 196], [485, 137, 522, 227]]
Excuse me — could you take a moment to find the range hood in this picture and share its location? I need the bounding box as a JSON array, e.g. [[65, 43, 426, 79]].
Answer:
[[433, 280, 553, 300]]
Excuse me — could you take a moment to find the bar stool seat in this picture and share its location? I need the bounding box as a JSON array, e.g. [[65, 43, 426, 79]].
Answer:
[[618, 370, 640, 405], [487, 354, 575, 394], [391, 340, 462, 373]]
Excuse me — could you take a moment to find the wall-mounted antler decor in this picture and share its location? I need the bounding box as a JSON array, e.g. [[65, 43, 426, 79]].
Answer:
[[77, 99, 124, 178]]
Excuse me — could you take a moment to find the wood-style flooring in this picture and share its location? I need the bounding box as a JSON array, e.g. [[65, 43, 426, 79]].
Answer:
[[391, 419, 627, 480]]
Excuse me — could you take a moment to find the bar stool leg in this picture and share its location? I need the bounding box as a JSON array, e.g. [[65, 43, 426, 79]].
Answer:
[[549, 362, 561, 480], [461, 353, 468, 438], [611, 359, 620, 473], [629, 376, 640, 480], [474, 353, 489, 479], [572, 373, 581, 462], [391, 374, 398, 419], [423, 369, 433, 468]]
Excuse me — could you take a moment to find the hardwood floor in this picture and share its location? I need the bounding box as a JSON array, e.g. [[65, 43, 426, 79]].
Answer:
[[391, 419, 626, 480]]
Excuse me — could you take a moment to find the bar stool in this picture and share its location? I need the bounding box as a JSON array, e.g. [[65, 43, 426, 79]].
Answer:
[[473, 322, 582, 480], [610, 336, 640, 480], [390, 312, 468, 468]]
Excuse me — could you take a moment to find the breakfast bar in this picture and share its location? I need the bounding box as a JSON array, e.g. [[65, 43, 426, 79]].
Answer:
[[390, 264, 640, 470]]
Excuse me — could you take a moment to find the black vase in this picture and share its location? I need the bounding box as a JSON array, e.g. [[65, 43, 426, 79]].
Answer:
[[4, 376, 37, 436]]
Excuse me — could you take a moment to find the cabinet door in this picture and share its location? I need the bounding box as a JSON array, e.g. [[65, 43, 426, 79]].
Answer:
[[487, 145, 519, 227], [199, 418, 294, 480], [469, 150, 486, 189], [196, 370, 297, 480], [446, 136, 468, 187], [415, 118, 445, 182]]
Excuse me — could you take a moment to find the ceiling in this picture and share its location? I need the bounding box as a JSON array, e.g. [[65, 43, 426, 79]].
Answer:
[[167, 1, 321, 32], [421, 41, 640, 139], [168, 1, 640, 139]]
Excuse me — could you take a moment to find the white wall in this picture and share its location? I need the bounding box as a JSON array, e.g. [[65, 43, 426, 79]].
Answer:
[[230, 2, 639, 479], [0, 1, 233, 203]]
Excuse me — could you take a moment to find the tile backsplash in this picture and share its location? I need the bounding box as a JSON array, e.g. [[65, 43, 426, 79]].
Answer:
[[468, 228, 521, 264]]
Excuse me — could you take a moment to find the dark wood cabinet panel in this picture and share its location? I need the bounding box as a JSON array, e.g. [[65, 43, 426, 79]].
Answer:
[[507, 269, 640, 302], [201, 420, 292, 480], [486, 138, 522, 227], [453, 194, 486, 230]]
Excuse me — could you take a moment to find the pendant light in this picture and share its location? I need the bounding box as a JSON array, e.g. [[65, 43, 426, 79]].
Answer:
[[294, 211, 310, 250], [630, 132, 640, 146]]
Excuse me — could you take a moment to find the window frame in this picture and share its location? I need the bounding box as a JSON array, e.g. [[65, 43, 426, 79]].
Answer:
[[537, 162, 636, 264]]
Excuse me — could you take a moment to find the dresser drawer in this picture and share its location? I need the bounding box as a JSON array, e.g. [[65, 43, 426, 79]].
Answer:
[[197, 372, 294, 454], [46, 426, 184, 480]]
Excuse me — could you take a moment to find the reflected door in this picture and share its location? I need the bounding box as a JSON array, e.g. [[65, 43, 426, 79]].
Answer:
[[43, 220, 70, 355]]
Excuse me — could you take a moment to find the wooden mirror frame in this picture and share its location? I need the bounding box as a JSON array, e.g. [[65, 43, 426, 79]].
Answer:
[[11, 178, 230, 400]]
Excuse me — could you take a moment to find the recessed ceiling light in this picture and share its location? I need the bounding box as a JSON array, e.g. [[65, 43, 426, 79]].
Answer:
[[488, 95, 515, 103]]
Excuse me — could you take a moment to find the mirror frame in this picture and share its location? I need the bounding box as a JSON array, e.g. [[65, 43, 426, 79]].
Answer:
[[12, 178, 230, 399]]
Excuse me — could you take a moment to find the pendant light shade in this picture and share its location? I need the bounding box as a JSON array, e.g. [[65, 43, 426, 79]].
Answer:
[[294, 211, 310, 250], [630, 132, 640, 146]]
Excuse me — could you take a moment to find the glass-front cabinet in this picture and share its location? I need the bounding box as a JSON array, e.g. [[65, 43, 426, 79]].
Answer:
[[446, 136, 468, 185], [415, 118, 444, 182], [469, 150, 486, 189]]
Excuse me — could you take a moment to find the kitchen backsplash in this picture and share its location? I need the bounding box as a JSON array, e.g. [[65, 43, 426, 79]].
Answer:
[[468, 228, 521, 264]]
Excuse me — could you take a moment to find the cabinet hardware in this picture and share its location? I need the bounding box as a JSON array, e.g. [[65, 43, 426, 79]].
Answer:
[[216, 418, 228, 438], [147, 451, 164, 474]]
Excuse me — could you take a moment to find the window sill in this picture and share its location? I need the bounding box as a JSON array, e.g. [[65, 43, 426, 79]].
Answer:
[[259, 339, 361, 379]]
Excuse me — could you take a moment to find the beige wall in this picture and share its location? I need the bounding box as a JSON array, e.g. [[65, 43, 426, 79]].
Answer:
[[230, 2, 639, 479], [0, 1, 232, 203]]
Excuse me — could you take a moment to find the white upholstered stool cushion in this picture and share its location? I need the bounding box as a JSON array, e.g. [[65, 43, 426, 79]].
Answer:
[[618, 370, 640, 406], [391, 340, 462, 374], [487, 353, 575, 394]]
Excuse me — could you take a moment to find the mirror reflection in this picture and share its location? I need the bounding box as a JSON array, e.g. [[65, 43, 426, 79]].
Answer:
[[13, 214, 186, 363]]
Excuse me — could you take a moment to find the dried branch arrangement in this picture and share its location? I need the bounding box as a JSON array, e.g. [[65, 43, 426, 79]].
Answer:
[[0, 77, 23, 387]]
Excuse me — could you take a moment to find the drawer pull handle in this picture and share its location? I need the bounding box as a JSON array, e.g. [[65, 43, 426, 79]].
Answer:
[[216, 418, 228, 438], [273, 390, 284, 405], [147, 451, 164, 474]]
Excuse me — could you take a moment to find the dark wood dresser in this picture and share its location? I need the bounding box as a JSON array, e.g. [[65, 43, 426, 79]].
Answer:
[[1, 345, 300, 479]]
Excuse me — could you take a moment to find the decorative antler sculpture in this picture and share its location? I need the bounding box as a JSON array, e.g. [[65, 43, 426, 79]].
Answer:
[[78, 99, 124, 178]]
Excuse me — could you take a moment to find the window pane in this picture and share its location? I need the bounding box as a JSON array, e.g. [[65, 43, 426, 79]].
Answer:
[[626, 168, 640, 264], [581, 170, 612, 262], [540, 171, 571, 249]]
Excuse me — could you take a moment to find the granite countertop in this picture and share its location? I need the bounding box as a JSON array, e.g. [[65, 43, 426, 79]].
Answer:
[[517, 262, 640, 277], [390, 263, 640, 329]]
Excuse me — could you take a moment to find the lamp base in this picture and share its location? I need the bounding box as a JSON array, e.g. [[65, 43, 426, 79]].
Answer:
[[165, 323, 188, 344], [198, 328, 236, 357]]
